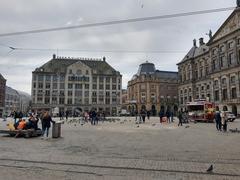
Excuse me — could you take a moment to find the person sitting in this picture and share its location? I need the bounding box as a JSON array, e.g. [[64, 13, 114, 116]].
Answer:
[[15, 119, 26, 138], [17, 119, 26, 130], [27, 114, 39, 130]]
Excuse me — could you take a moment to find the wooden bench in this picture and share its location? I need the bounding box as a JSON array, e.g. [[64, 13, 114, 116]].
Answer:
[[0, 129, 42, 138]]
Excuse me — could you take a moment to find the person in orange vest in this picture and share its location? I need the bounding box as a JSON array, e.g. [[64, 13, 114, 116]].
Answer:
[[17, 119, 26, 130], [15, 119, 26, 138]]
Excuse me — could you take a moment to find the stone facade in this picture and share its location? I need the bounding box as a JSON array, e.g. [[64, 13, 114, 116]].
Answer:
[[121, 89, 128, 111], [0, 74, 6, 117], [178, 8, 240, 115], [127, 62, 178, 115], [4, 86, 20, 116], [32, 55, 122, 116]]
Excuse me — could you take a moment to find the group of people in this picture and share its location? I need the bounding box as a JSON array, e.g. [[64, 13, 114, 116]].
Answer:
[[215, 111, 228, 132], [135, 110, 151, 124], [159, 110, 174, 124], [10, 111, 55, 138]]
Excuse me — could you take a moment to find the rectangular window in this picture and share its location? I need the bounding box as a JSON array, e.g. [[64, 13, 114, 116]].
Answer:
[[45, 90, 50, 96], [52, 97, 57, 104], [53, 83, 58, 89], [75, 90, 82, 97], [68, 91, 72, 96], [68, 84, 73, 89], [106, 84, 110, 90], [112, 85, 116, 90], [38, 75, 44, 81], [229, 53, 234, 65], [45, 75, 51, 81], [67, 98, 72, 105], [37, 97, 43, 102], [84, 98, 89, 104], [99, 77, 104, 83], [45, 98, 50, 104], [60, 83, 65, 89], [45, 83, 51, 89], [112, 77, 117, 83], [38, 83, 43, 89], [220, 56, 224, 67], [93, 84, 97, 89], [99, 84, 104, 90], [231, 76, 236, 84], [59, 98, 65, 104], [93, 77, 97, 83], [75, 84, 82, 89], [222, 89, 228, 100], [228, 41, 234, 49], [106, 77, 110, 83], [85, 84, 89, 89], [231, 88, 237, 99], [84, 91, 89, 97]]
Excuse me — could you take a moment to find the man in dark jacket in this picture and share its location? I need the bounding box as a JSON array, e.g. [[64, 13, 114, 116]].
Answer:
[[215, 111, 221, 131], [178, 110, 183, 126], [41, 111, 55, 138]]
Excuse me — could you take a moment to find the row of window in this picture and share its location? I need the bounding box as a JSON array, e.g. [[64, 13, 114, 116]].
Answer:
[[212, 40, 239, 55], [180, 87, 238, 104], [36, 97, 119, 105], [92, 76, 120, 83]]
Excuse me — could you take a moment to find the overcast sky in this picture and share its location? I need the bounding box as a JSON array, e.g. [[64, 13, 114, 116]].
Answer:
[[0, 0, 236, 94]]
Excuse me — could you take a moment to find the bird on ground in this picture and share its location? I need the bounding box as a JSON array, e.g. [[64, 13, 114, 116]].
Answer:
[[185, 125, 190, 128], [206, 165, 213, 173]]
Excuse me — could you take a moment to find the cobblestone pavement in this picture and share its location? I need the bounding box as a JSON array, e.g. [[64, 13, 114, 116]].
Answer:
[[0, 117, 240, 180]]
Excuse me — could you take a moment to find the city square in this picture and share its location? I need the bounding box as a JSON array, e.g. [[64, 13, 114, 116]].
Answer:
[[0, 116, 240, 179], [1, 0, 240, 179]]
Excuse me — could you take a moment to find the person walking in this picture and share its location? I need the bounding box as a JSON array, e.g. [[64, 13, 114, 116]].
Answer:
[[215, 111, 222, 131], [221, 111, 227, 132], [170, 111, 174, 122], [159, 110, 164, 124], [91, 110, 97, 125], [178, 110, 183, 126], [41, 111, 55, 139], [147, 111, 150, 120], [141, 109, 146, 123], [65, 110, 69, 120], [166, 110, 171, 123]]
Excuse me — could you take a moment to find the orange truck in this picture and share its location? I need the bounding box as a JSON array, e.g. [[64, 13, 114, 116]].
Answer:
[[186, 100, 215, 122]]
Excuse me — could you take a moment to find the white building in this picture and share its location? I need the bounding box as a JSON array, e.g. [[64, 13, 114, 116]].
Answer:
[[31, 55, 122, 116]]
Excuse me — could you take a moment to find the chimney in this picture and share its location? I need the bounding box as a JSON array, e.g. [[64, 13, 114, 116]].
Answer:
[[193, 39, 197, 47], [103, 56, 106, 62], [53, 54, 56, 59], [199, 38, 205, 46]]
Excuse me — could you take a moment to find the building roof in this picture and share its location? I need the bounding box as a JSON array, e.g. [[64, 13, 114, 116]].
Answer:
[[0, 73, 6, 81], [5, 86, 19, 96], [33, 55, 119, 75], [137, 61, 156, 75], [178, 41, 209, 65], [132, 61, 178, 80], [208, 8, 240, 44]]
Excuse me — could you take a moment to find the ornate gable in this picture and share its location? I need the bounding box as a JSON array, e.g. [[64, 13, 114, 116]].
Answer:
[[210, 9, 240, 43]]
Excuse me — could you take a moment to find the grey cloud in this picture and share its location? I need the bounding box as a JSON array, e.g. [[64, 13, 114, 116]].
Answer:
[[0, 0, 236, 93]]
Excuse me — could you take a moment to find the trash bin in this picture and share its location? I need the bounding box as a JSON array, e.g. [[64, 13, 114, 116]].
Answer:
[[52, 122, 61, 138]]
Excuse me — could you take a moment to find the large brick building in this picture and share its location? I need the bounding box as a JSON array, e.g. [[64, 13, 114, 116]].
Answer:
[[31, 55, 122, 116], [178, 5, 240, 115], [0, 74, 6, 117], [127, 62, 178, 115]]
